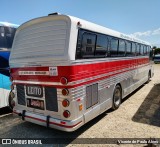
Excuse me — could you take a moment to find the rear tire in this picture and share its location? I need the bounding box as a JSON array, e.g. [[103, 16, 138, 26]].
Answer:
[[112, 85, 122, 110]]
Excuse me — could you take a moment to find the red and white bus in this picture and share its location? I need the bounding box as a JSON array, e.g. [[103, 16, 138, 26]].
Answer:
[[10, 13, 154, 132]]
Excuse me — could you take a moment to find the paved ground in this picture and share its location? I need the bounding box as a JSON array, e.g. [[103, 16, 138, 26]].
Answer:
[[0, 64, 160, 147]]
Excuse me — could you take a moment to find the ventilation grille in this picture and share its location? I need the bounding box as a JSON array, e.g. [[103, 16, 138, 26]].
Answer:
[[45, 86, 58, 112]]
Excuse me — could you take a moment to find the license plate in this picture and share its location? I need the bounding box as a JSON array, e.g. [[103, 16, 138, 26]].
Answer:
[[26, 85, 43, 98], [27, 98, 44, 110]]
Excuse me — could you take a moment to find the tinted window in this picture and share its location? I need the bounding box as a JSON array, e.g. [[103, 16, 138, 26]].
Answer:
[[126, 41, 132, 56], [140, 45, 144, 55], [146, 46, 149, 55], [95, 34, 108, 57], [0, 26, 16, 49], [143, 45, 147, 55], [137, 44, 140, 56], [132, 42, 136, 56], [110, 38, 118, 56], [81, 33, 96, 58], [118, 39, 125, 56]]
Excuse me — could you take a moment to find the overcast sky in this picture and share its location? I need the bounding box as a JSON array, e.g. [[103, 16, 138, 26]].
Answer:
[[1, 0, 160, 47]]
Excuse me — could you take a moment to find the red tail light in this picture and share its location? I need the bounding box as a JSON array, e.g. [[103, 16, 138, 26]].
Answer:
[[60, 77, 68, 85], [63, 110, 70, 118], [62, 89, 69, 96], [62, 99, 70, 107]]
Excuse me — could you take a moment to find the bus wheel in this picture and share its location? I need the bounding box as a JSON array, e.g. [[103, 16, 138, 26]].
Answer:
[[112, 85, 122, 110]]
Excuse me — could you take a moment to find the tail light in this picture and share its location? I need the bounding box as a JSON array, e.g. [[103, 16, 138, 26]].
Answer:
[[62, 99, 70, 107], [62, 89, 69, 96], [60, 77, 68, 85], [63, 110, 70, 118]]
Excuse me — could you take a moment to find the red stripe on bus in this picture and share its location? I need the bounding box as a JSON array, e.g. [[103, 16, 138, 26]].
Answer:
[[13, 63, 149, 88], [11, 58, 149, 86]]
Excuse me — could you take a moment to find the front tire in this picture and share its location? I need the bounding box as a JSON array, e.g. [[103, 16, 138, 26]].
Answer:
[[112, 85, 122, 110]]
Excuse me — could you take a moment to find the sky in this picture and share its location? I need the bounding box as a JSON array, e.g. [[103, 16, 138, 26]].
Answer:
[[1, 0, 160, 47]]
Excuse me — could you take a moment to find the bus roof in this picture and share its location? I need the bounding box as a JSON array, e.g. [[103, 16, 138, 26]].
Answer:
[[0, 22, 19, 28], [67, 15, 150, 46], [17, 13, 150, 46]]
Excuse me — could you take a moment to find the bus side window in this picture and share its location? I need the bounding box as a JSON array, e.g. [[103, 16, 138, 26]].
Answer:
[[126, 41, 132, 56], [146, 46, 149, 56], [95, 34, 108, 57], [137, 44, 140, 56], [132, 42, 136, 56], [144, 45, 147, 56], [81, 33, 96, 58], [118, 39, 125, 56], [140, 45, 144, 55], [110, 38, 118, 57]]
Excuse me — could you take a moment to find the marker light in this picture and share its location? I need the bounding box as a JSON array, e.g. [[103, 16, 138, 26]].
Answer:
[[77, 21, 82, 26], [60, 77, 68, 85], [63, 110, 70, 118], [62, 89, 69, 96], [62, 99, 70, 107], [79, 104, 83, 111]]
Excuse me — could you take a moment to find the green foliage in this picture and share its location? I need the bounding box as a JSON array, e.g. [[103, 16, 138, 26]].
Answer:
[[153, 46, 157, 49], [154, 48, 160, 55]]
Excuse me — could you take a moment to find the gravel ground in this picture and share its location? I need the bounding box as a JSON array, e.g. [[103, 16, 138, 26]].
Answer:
[[0, 64, 160, 147]]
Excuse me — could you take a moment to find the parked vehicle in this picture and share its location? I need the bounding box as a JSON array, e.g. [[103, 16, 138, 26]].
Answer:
[[0, 22, 18, 109], [154, 54, 160, 63], [10, 13, 154, 131]]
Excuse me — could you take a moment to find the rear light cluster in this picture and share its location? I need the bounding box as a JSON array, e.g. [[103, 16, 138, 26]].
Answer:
[[60, 77, 71, 118]]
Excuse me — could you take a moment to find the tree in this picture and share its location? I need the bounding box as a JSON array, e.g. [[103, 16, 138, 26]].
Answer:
[[154, 48, 160, 55], [152, 46, 157, 49]]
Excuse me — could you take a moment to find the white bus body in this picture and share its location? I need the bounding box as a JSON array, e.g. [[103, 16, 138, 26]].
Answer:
[[10, 14, 154, 131]]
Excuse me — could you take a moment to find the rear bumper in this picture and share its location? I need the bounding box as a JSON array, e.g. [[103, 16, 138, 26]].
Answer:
[[13, 109, 83, 132]]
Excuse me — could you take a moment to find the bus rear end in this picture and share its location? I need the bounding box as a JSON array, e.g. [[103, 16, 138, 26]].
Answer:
[[10, 15, 84, 131]]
